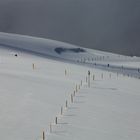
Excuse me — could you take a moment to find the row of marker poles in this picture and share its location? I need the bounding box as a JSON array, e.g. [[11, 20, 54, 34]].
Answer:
[[49, 84, 82, 134], [40, 71, 119, 140], [42, 70, 134, 139], [39, 69, 67, 140], [43, 70, 85, 139], [43, 70, 120, 140], [37, 68, 126, 140], [41, 69, 95, 140]]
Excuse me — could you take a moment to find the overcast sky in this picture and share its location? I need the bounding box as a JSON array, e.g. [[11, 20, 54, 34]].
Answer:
[[0, 0, 140, 56]]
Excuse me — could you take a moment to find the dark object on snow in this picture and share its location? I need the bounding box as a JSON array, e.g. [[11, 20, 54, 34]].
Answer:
[[15, 54, 18, 57], [107, 64, 110, 67], [55, 47, 86, 54]]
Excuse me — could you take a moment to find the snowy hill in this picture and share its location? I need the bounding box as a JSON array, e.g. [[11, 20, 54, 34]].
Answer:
[[0, 32, 140, 78], [0, 32, 140, 140]]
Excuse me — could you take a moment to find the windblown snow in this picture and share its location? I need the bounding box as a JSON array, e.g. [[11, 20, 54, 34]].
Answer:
[[0, 32, 140, 140]]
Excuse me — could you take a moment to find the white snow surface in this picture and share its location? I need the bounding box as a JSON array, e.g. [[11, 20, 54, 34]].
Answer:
[[0, 32, 140, 140]]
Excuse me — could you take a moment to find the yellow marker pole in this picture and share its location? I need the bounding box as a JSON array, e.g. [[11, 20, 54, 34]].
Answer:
[[55, 117, 58, 124], [50, 123, 52, 133], [93, 75, 95, 80], [88, 70, 90, 88], [61, 107, 63, 115], [65, 69, 67, 76], [86, 76, 88, 83], [43, 131, 45, 140], [66, 100, 68, 108], [74, 90, 75, 96], [76, 85, 78, 92], [32, 63, 35, 70], [79, 85, 80, 90], [109, 73, 111, 78], [71, 94, 73, 103], [101, 73, 103, 79]]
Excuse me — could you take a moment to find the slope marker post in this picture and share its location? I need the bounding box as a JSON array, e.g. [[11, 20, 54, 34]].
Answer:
[[55, 117, 58, 125], [74, 90, 75, 96], [32, 63, 35, 70], [93, 74, 95, 80], [61, 106, 63, 115], [101, 73, 103, 79], [86, 76, 88, 83], [71, 94, 73, 103], [88, 70, 90, 87], [109, 73, 111, 79], [76, 85, 78, 92], [65, 69, 67, 76], [66, 100, 68, 108], [43, 131, 45, 140]]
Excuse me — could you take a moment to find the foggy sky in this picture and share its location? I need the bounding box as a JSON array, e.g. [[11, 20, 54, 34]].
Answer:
[[0, 0, 140, 56]]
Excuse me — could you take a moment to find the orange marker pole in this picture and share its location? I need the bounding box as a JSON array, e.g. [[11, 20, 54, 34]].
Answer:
[[71, 94, 73, 103], [55, 117, 58, 124], [61, 107, 63, 115], [43, 131, 45, 140], [66, 100, 68, 108]]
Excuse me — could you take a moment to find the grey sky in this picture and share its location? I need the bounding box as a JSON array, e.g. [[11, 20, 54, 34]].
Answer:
[[0, 0, 140, 56]]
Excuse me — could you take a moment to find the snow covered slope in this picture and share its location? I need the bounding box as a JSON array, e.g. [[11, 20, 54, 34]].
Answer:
[[0, 32, 140, 140], [1, 32, 140, 66], [0, 32, 139, 63]]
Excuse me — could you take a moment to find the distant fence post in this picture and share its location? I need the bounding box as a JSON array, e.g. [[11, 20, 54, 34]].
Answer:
[[32, 63, 35, 70], [101, 73, 103, 79], [109, 73, 111, 78], [71, 94, 73, 103], [50, 123, 52, 133], [74, 90, 75, 96], [93, 74, 95, 80], [43, 131, 45, 140], [88, 70, 90, 87], [65, 69, 67, 76], [61, 106, 63, 115], [55, 117, 58, 124], [76, 85, 78, 92], [66, 100, 68, 108], [86, 76, 88, 83]]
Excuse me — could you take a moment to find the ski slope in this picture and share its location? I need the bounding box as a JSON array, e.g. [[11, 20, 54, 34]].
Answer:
[[0, 32, 140, 140]]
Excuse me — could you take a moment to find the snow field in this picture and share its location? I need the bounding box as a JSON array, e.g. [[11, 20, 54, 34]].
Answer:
[[0, 33, 140, 140], [0, 49, 140, 140], [0, 49, 92, 140], [47, 70, 140, 140]]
